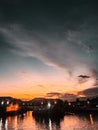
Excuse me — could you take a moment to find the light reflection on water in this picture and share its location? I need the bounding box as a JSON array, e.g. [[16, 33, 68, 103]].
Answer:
[[0, 111, 98, 130]]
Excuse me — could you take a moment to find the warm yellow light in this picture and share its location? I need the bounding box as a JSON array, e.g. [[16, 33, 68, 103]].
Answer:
[[87, 101, 90, 105], [54, 100, 57, 104], [41, 101, 43, 105], [68, 102, 71, 106]]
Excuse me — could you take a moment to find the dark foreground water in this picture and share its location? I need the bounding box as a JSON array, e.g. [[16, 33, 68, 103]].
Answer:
[[0, 111, 98, 130]]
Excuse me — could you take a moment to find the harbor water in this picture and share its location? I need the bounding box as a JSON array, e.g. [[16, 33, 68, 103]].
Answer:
[[0, 111, 98, 130]]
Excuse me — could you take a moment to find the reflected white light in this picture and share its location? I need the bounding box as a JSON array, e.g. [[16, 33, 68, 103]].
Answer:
[[5, 119, 8, 130], [0, 119, 2, 129], [0, 119, 8, 130], [49, 119, 52, 130]]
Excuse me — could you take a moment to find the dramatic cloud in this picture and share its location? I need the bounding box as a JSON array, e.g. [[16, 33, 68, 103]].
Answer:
[[46, 92, 77, 101], [0, 0, 98, 99], [78, 87, 98, 97], [77, 75, 90, 84], [0, 24, 98, 78], [0, 1, 98, 75]]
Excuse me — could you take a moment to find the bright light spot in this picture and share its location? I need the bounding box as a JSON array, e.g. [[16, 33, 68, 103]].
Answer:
[[47, 102, 51, 109], [87, 101, 90, 105], [6, 103, 19, 112], [49, 119, 52, 130], [1, 101, 4, 105], [7, 101, 9, 105], [54, 100, 57, 104], [68, 102, 71, 106]]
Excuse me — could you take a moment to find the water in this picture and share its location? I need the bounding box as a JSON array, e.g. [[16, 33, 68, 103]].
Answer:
[[0, 111, 98, 130]]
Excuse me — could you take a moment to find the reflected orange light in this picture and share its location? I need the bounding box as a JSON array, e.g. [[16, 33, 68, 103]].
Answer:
[[90, 114, 94, 125], [8, 117, 11, 123], [6, 103, 19, 112]]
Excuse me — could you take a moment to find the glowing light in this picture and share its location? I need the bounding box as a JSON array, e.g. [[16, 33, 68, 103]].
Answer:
[[7, 101, 9, 105], [68, 102, 71, 106], [6, 103, 19, 112], [1, 101, 4, 105], [87, 101, 90, 105], [49, 119, 52, 130], [47, 102, 51, 109], [54, 100, 57, 104], [90, 114, 94, 125], [41, 101, 43, 105]]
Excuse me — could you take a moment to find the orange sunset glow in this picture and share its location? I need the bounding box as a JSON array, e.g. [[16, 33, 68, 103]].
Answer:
[[0, 0, 98, 101], [0, 65, 97, 101]]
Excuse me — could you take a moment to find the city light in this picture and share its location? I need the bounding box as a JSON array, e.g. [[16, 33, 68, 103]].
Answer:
[[68, 102, 71, 106], [47, 102, 51, 109], [41, 101, 43, 105], [54, 100, 57, 104], [6, 103, 19, 112], [87, 101, 90, 105], [1, 101, 4, 105], [7, 101, 9, 105]]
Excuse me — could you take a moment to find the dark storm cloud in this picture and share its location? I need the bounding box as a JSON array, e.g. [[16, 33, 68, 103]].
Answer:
[[78, 87, 98, 97], [0, 0, 98, 77]]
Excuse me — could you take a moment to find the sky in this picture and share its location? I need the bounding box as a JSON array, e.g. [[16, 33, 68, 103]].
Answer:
[[0, 0, 98, 101]]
